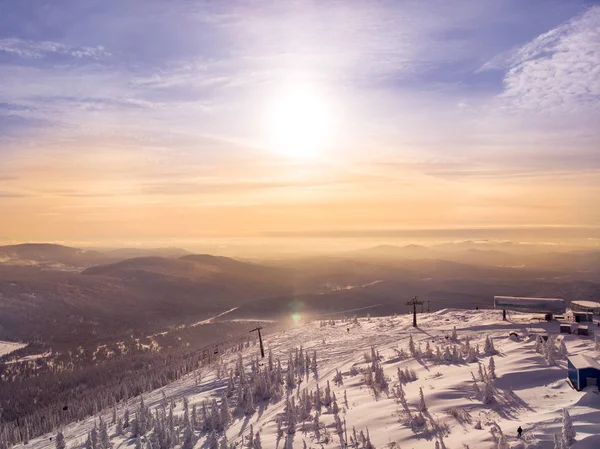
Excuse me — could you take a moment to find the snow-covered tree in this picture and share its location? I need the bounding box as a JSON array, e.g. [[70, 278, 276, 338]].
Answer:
[[482, 377, 494, 404], [324, 381, 332, 407], [562, 408, 576, 447], [333, 369, 343, 386], [408, 335, 416, 355], [424, 341, 433, 359], [55, 430, 66, 449], [253, 431, 262, 449], [364, 428, 375, 449], [313, 413, 321, 441], [314, 384, 322, 411], [418, 387, 427, 412], [478, 363, 485, 382], [559, 340, 568, 358], [484, 336, 496, 355], [115, 418, 123, 436], [451, 326, 458, 341], [99, 418, 111, 449], [182, 425, 195, 449], [207, 431, 218, 449], [471, 372, 481, 396], [220, 394, 231, 428], [488, 357, 496, 379], [535, 336, 542, 353], [332, 392, 339, 416]]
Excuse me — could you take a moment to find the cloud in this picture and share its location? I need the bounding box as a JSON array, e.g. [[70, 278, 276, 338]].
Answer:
[[261, 225, 600, 240], [0, 38, 109, 60], [485, 6, 600, 113]]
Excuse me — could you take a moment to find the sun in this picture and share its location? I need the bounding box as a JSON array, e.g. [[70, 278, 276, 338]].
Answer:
[[265, 83, 334, 158]]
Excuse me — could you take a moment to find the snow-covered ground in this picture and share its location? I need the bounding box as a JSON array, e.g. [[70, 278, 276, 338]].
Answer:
[[16, 309, 600, 449], [0, 340, 26, 356]]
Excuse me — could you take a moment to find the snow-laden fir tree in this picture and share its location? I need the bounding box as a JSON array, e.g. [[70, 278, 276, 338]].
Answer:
[[332, 392, 339, 416], [182, 424, 195, 449], [482, 376, 494, 404], [99, 417, 111, 449], [466, 346, 478, 363], [84, 433, 92, 449], [408, 335, 416, 355], [55, 430, 66, 449], [311, 350, 318, 377], [115, 418, 123, 436], [324, 381, 332, 407], [535, 336, 542, 353], [207, 431, 219, 449], [451, 326, 458, 341], [424, 341, 433, 359], [90, 426, 99, 449], [253, 430, 262, 449], [562, 408, 576, 447], [488, 356, 496, 379], [471, 372, 481, 396], [246, 425, 254, 449], [443, 346, 452, 363], [478, 363, 485, 382], [314, 384, 322, 411], [484, 336, 496, 354], [557, 339, 567, 357], [220, 393, 232, 428], [364, 428, 375, 449], [333, 369, 343, 386], [284, 396, 297, 435], [546, 340, 557, 366], [418, 387, 427, 412], [313, 413, 321, 441]]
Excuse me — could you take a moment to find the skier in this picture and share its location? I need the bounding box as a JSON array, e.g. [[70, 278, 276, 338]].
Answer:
[[347, 328, 350, 333], [517, 426, 523, 439]]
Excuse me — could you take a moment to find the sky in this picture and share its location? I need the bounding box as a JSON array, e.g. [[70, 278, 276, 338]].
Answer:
[[0, 0, 599, 249]]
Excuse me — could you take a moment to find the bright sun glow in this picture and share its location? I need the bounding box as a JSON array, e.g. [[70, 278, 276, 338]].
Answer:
[[266, 83, 334, 158]]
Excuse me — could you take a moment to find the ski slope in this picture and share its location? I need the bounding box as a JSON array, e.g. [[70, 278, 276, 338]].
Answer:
[[16, 309, 600, 449], [0, 340, 26, 356]]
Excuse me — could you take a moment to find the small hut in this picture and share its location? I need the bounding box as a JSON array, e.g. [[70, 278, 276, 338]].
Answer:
[[568, 355, 600, 390], [577, 325, 589, 336], [560, 324, 571, 334]]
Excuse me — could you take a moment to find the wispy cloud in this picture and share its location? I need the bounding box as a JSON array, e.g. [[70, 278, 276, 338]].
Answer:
[[484, 6, 600, 113], [0, 38, 109, 59]]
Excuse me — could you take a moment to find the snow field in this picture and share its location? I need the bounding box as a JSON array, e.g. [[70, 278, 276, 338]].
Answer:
[[14, 309, 600, 449]]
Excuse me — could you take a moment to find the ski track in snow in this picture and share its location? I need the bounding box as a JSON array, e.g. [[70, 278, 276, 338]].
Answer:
[[0, 340, 26, 356], [16, 309, 600, 449]]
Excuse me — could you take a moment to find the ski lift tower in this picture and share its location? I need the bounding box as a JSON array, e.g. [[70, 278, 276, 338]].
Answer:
[[406, 296, 424, 327], [250, 326, 265, 358]]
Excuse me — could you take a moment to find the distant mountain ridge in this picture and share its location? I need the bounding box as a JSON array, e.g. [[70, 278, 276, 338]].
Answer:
[[0, 243, 192, 270]]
